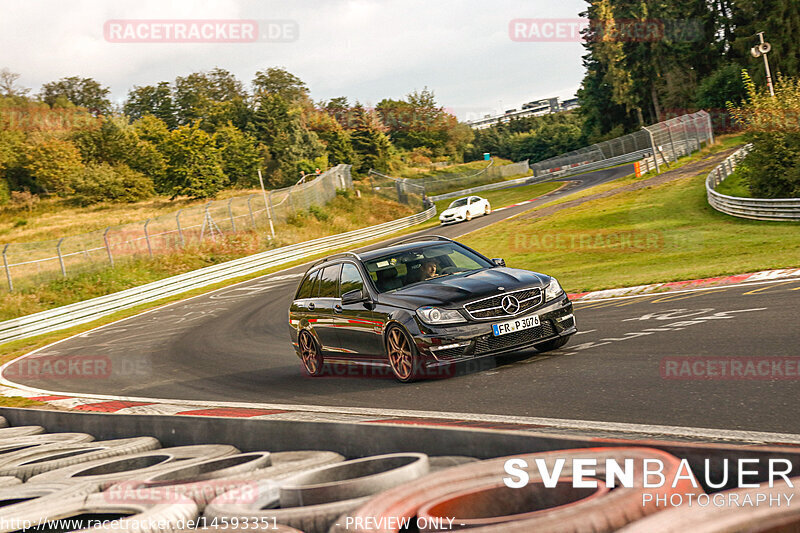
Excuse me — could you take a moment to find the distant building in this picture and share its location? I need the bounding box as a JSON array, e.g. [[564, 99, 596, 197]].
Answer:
[[466, 96, 580, 130]]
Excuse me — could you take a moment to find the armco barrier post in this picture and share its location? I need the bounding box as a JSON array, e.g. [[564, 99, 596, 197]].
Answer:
[[103, 227, 114, 267], [56, 237, 66, 277], [2, 244, 12, 292]]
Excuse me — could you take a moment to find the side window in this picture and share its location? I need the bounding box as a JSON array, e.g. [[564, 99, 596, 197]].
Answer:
[[318, 264, 341, 298], [340, 263, 365, 297], [296, 270, 318, 299]]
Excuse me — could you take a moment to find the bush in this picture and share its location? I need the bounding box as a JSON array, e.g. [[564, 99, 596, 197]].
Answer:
[[23, 138, 84, 196], [307, 205, 329, 221], [730, 73, 800, 198], [73, 163, 155, 205]]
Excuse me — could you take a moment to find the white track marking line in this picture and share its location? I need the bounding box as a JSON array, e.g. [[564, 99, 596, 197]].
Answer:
[[0, 379, 797, 443]]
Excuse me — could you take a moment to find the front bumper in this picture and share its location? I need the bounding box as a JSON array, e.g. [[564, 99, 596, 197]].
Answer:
[[412, 293, 576, 366], [439, 213, 465, 225]]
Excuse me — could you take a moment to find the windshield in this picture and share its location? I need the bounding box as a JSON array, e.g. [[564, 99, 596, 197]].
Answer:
[[448, 198, 469, 208], [364, 243, 493, 293]]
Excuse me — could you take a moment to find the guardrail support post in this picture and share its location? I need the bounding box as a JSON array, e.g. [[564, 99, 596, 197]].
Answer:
[[645, 129, 661, 174], [227, 198, 236, 233], [103, 227, 114, 267], [266, 191, 276, 239], [143, 219, 153, 257], [56, 237, 67, 277], [2, 244, 12, 292], [176, 210, 185, 247]]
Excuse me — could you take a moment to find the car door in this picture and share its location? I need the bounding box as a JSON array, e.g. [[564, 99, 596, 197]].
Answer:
[[313, 263, 342, 354], [335, 262, 384, 357]]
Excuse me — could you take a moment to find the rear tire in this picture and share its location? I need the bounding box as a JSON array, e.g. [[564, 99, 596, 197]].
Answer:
[[386, 327, 422, 383], [534, 336, 570, 353], [299, 330, 324, 376], [484, 204, 491, 215]]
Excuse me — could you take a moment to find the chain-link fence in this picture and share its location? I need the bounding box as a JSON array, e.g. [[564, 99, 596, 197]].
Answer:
[[366, 170, 427, 209], [368, 159, 531, 200], [1, 165, 352, 292], [531, 111, 713, 177]]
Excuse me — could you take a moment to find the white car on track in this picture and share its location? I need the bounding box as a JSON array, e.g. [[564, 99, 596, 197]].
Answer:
[[439, 196, 491, 225]]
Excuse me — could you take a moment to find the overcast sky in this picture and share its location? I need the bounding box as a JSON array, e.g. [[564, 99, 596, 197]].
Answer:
[[0, 0, 588, 120]]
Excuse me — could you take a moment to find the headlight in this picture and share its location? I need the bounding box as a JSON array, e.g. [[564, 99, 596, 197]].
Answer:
[[545, 278, 564, 301], [416, 306, 466, 325]]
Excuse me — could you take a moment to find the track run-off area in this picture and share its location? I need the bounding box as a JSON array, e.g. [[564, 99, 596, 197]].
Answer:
[[3, 162, 799, 438]]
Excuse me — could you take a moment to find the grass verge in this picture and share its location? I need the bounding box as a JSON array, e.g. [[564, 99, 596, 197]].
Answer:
[[0, 191, 414, 321], [460, 146, 799, 293], [714, 168, 752, 198]]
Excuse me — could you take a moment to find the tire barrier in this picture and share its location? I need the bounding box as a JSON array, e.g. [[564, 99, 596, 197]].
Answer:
[[428, 456, 480, 472], [0, 426, 44, 439], [335, 447, 704, 533], [27, 444, 239, 487], [111, 452, 272, 510], [206, 454, 431, 533], [0, 482, 100, 532], [1, 489, 198, 533], [618, 477, 800, 533], [0, 437, 160, 480], [0, 476, 20, 487], [415, 478, 609, 531], [0, 433, 96, 455]]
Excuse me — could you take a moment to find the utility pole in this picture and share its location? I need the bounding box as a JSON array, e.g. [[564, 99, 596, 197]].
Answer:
[[750, 32, 775, 97]]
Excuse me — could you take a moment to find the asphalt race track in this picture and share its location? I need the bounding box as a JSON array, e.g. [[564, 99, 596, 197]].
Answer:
[[5, 163, 800, 435]]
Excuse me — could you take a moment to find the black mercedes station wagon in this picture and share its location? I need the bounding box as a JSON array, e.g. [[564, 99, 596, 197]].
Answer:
[[288, 236, 576, 382]]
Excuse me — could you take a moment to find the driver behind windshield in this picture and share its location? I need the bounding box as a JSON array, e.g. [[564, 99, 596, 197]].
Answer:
[[420, 259, 438, 280]]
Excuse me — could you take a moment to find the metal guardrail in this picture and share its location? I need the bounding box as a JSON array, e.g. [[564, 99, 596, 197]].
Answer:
[[428, 174, 550, 202], [0, 206, 437, 345], [706, 145, 800, 221]]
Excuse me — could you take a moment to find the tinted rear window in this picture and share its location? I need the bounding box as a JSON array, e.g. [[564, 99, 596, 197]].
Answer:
[[296, 270, 318, 299], [318, 264, 341, 298]]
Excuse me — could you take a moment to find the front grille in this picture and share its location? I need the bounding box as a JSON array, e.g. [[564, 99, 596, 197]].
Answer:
[[474, 320, 555, 355], [464, 288, 543, 320]]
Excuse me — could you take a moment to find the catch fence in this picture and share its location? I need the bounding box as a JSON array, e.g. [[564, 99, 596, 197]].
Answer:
[[1, 165, 353, 291]]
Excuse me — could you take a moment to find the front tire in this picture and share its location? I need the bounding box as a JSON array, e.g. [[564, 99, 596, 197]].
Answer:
[[386, 326, 422, 383], [534, 336, 570, 353], [465, 211, 472, 221], [299, 330, 324, 376]]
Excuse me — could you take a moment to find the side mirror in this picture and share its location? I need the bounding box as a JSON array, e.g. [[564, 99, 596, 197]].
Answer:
[[492, 258, 506, 267], [342, 288, 367, 305]]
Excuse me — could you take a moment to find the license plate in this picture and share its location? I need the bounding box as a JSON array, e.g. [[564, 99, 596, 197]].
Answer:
[[492, 315, 540, 336]]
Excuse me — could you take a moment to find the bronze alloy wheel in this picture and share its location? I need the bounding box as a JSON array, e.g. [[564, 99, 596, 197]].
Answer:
[[484, 205, 491, 215], [299, 331, 324, 376], [387, 327, 419, 382]]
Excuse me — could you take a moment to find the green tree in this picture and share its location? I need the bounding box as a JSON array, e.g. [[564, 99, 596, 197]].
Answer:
[[161, 123, 226, 199], [72, 116, 167, 186], [173, 68, 251, 131], [73, 163, 155, 205], [252, 67, 309, 103], [39, 76, 111, 115], [0, 69, 30, 98], [124, 82, 177, 128], [252, 92, 326, 185], [23, 138, 85, 195], [349, 103, 394, 173], [215, 123, 262, 186]]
